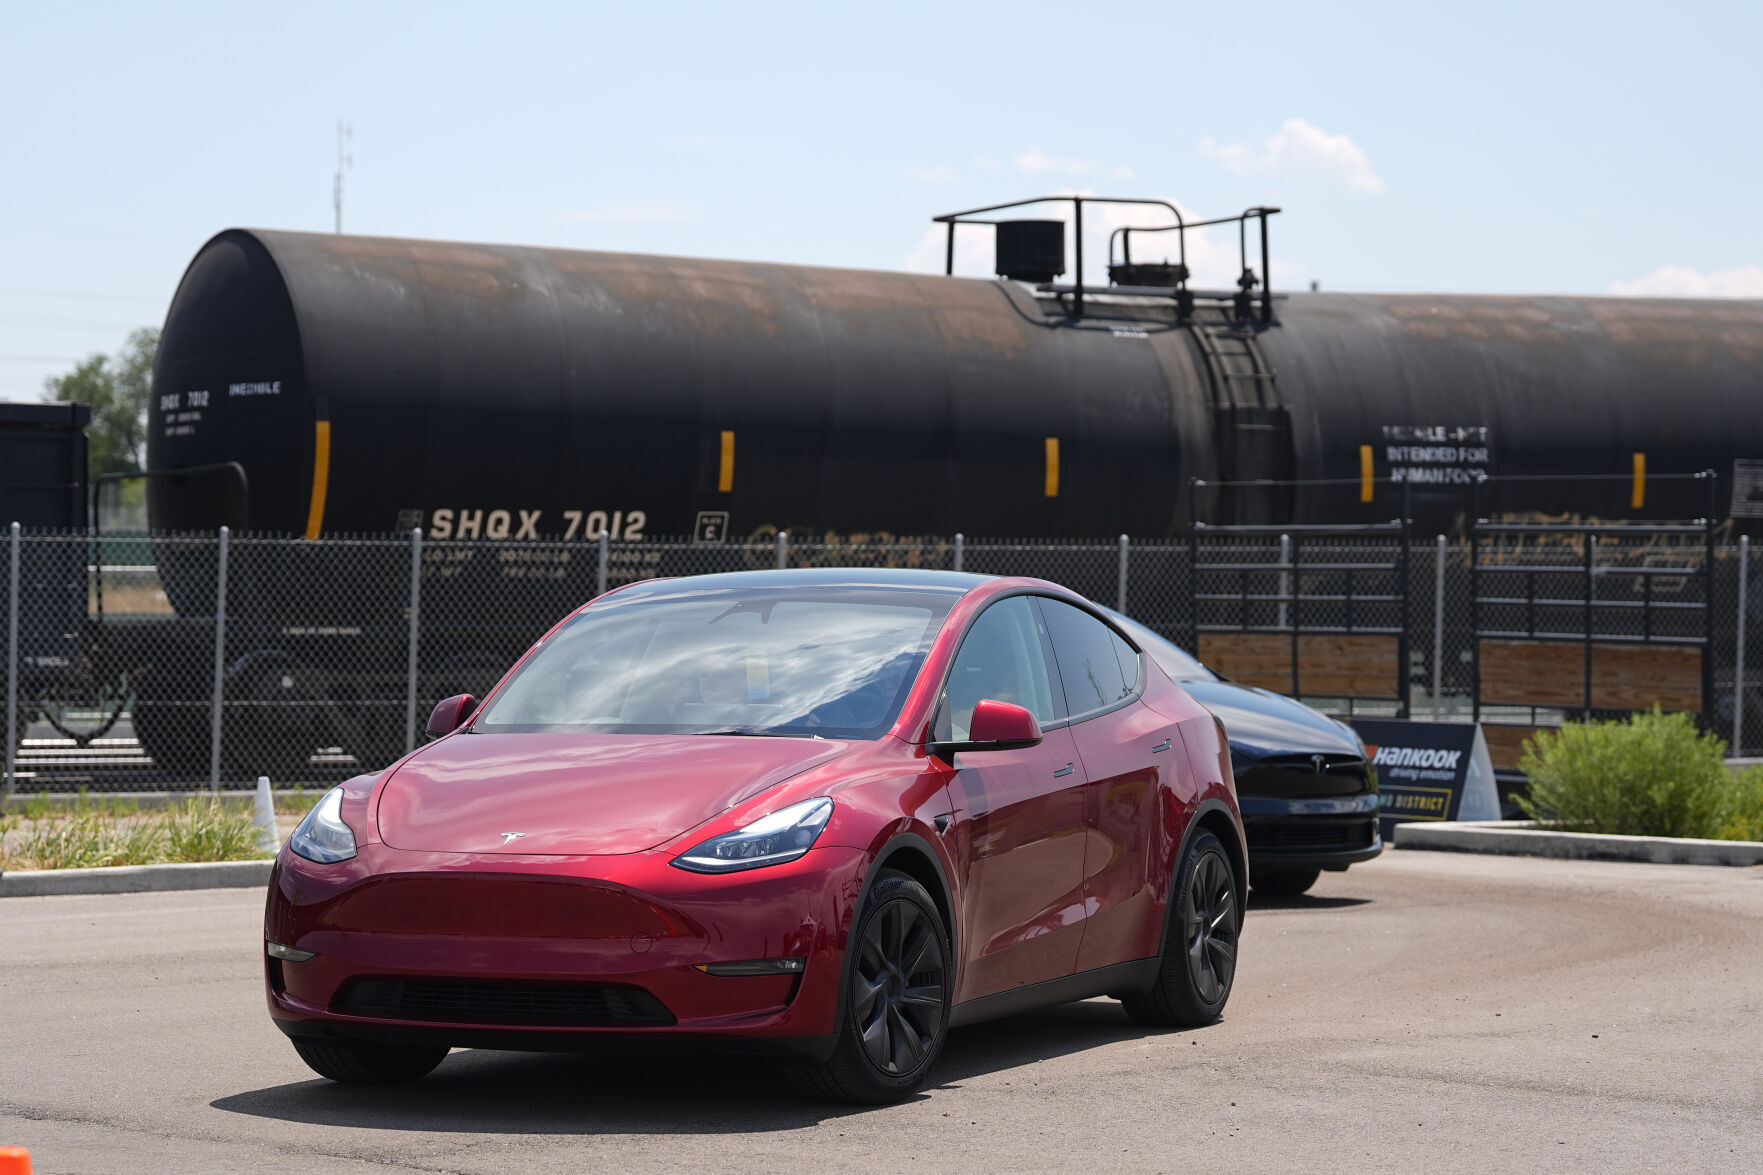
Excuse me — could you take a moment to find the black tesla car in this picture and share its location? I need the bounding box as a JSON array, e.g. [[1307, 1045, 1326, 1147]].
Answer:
[[1106, 611, 1382, 895]]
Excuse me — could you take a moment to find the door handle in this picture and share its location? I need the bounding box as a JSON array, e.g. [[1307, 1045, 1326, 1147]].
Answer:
[[1052, 763, 1074, 778], [1152, 739, 1172, 753]]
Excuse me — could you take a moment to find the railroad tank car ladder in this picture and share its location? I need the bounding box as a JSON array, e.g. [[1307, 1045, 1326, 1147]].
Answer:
[[1188, 306, 1295, 521]]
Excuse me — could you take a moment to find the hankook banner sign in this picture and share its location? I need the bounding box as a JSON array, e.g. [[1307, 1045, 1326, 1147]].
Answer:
[[1348, 719, 1501, 840]]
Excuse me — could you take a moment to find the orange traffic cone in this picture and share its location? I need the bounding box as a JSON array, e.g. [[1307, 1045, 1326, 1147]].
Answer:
[[0, 1147, 30, 1174]]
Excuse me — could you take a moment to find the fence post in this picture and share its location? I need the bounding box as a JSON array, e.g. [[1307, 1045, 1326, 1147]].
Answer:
[[1277, 534, 1290, 631], [953, 533, 964, 574], [1433, 534, 1446, 721], [597, 530, 609, 597], [404, 527, 423, 753], [208, 525, 229, 792], [1116, 534, 1129, 615], [4, 522, 17, 802], [776, 531, 788, 570], [1737, 534, 1750, 757]]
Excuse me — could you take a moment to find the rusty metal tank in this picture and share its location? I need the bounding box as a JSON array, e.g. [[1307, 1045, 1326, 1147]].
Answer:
[[149, 228, 1763, 545]]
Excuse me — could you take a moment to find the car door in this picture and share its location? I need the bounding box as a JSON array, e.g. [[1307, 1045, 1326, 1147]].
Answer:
[[935, 595, 1090, 1002], [1036, 597, 1170, 971]]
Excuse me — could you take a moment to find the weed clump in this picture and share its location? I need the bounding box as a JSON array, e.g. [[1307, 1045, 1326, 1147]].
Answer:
[[0, 793, 270, 871]]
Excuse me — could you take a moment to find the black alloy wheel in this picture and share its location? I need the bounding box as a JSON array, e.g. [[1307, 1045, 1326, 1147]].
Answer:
[[853, 890, 948, 1076], [795, 870, 951, 1103], [1122, 829, 1240, 1027], [1184, 846, 1237, 1005]]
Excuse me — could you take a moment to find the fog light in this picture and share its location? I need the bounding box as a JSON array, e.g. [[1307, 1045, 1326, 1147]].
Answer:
[[695, 957, 806, 976], [267, 941, 315, 962]]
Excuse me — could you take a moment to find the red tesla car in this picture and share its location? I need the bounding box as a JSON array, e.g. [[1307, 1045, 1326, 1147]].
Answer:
[[266, 569, 1245, 1103]]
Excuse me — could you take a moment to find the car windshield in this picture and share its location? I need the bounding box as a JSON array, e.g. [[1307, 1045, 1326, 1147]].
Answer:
[[471, 586, 957, 738], [1105, 610, 1217, 682]]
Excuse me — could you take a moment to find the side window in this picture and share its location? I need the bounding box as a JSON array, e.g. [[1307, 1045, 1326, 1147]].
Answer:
[[933, 596, 1058, 741], [1039, 597, 1133, 719]]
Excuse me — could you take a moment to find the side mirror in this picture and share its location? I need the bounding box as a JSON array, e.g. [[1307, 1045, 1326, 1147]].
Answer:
[[425, 693, 477, 738], [929, 698, 1043, 758]]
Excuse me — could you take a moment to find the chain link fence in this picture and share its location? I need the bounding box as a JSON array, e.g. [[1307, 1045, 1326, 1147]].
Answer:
[[2, 525, 1756, 794]]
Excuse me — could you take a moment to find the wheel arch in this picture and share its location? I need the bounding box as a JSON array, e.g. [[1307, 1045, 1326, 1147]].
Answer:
[[1189, 797, 1249, 920], [868, 832, 957, 961]]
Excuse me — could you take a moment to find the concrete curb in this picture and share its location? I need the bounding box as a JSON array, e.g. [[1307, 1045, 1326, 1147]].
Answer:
[[0, 858, 274, 898], [1393, 820, 1763, 866]]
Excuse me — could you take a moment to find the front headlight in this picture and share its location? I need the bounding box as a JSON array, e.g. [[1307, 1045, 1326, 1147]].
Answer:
[[288, 786, 358, 864], [671, 798, 833, 874]]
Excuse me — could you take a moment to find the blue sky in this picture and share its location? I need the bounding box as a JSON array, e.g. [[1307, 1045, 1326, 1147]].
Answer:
[[4, 0, 1761, 399]]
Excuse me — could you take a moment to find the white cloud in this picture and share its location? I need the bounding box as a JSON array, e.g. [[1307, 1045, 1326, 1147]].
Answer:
[[1108, 164, 1135, 180], [1198, 118, 1385, 194], [1610, 264, 1763, 298], [557, 199, 700, 224], [903, 164, 959, 184]]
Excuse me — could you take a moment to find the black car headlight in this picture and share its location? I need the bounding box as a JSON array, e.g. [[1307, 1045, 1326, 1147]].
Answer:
[[671, 798, 834, 874], [288, 786, 358, 864]]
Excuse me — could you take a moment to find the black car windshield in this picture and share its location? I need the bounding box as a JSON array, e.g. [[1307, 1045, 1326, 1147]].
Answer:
[[471, 586, 957, 738], [1104, 610, 1217, 682]]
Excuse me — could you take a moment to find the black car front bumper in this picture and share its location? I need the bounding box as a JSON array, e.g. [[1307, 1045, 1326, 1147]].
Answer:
[[1239, 792, 1383, 871]]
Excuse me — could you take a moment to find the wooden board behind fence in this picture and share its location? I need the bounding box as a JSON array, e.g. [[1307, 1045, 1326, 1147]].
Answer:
[[1478, 639, 1702, 712], [1197, 632, 1399, 698], [1480, 724, 1543, 771]]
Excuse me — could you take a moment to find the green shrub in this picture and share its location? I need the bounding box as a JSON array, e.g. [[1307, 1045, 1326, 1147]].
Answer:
[[1518, 709, 1734, 839], [1718, 766, 1763, 842]]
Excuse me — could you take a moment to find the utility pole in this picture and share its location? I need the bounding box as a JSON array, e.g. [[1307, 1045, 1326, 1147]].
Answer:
[[333, 120, 353, 233]]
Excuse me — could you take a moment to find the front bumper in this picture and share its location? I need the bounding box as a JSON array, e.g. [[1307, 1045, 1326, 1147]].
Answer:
[[1239, 792, 1383, 871], [264, 839, 871, 1056]]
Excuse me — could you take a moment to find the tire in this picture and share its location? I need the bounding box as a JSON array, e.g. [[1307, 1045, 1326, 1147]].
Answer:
[[290, 1037, 450, 1084], [1251, 863, 1321, 896], [1122, 830, 1240, 1028], [794, 869, 951, 1104]]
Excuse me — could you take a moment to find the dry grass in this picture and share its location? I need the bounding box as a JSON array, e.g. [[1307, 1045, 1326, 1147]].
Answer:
[[0, 793, 274, 871]]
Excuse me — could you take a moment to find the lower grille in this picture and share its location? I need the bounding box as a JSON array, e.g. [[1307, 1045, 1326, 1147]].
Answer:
[[1248, 818, 1376, 854], [335, 977, 676, 1027]]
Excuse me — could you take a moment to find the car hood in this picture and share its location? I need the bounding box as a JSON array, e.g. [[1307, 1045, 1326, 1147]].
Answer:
[[377, 733, 853, 856], [1178, 679, 1362, 764]]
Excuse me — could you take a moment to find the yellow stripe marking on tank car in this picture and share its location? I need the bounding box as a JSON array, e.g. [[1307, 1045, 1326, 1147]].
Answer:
[[719, 430, 736, 493], [1044, 437, 1061, 498], [1632, 452, 1646, 509], [304, 420, 332, 540], [1359, 444, 1374, 503]]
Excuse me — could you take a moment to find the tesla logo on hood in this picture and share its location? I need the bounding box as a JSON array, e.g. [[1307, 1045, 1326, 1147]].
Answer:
[[1310, 754, 1327, 775], [500, 832, 527, 845]]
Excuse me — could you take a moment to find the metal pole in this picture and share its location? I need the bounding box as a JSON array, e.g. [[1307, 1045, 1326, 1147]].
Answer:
[[209, 525, 229, 792], [404, 527, 422, 753], [1277, 533, 1290, 630], [776, 531, 788, 571], [953, 533, 964, 574], [597, 530, 609, 596], [1433, 534, 1446, 721], [1073, 198, 1084, 320], [1116, 534, 1129, 615], [4, 522, 17, 802], [1583, 534, 1595, 722], [1289, 534, 1302, 699], [1736, 534, 1749, 756]]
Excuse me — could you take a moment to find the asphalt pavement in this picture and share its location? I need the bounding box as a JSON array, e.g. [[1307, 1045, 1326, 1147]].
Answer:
[[3, 849, 1761, 1173]]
